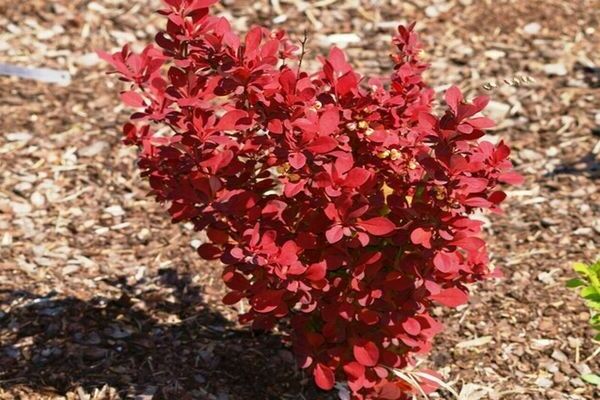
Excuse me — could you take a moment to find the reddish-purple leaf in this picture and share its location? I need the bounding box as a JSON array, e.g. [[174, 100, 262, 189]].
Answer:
[[284, 180, 305, 198], [314, 363, 335, 390], [450, 236, 485, 252], [289, 152, 307, 169], [460, 177, 489, 193], [445, 85, 462, 115], [244, 26, 262, 54], [433, 251, 459, 273], [343, 168, 370, 188], [378, 382, 403, 399], [328, 47, 350, 73], [358, 309, 380, 325], [325, 225, 344, 244], [498, 171, 524, 185], [468, 117, 495, 129], [319, 109, 340, 136], [251, 290, 284, 313], [402, 317, 421, 336], [305, 262, 327, 281], [197, 243, 221, 260], [222, 291, 244, 305], [430, 287, 469, 308], [337, 71, 358, 96], [488, 191, 507, 204], [120, 91, 145, 107], [463, 197, 492, 208], [216, 110, 247, 131], [353, 340, 379, 367], [357, 217, 395, 236], [343, 362, 365, 381], [306, 136, 338, 154], [410, 227, 432, 249]]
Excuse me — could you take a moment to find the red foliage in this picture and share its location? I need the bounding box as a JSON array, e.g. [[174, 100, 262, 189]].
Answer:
[[100, 1, 521, 398]]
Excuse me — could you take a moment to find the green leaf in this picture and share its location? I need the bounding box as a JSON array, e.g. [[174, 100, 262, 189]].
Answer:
[[587, 300, 600, 311], [581, 373, 600, 386], [581, 286, 599, 299], [574, 262, 591, 276], [566, 278, 585, 288], [594, 333, 600, 341]]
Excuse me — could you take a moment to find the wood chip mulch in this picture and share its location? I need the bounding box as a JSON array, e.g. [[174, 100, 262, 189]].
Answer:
[[1, 1, 599, 399]]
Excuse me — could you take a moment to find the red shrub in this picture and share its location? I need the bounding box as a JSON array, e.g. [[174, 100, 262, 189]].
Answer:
[[100, 1, 521, 398]]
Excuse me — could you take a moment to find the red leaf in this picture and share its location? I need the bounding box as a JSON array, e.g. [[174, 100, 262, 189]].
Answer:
[[325, 225, 344, 244], [289, 152, 307, 169], [337, 70, 358, 96], [319, 109, 340, 136], [328, 47, 350, 72], [377, 382, 404, 399], [402, 317, 421, 335], [305, 262, 327, 281], [244, 26, 262, 54], [488, 191, 507, 204], [120, 91, 145, 107], [430, 287, 469, 307], [222, 270, 250, 290], [343, 362, 365, 381], [450, 236, 485, 252], [358, 309, 380, 325], [463, 197, 492, 208], [306, 136, 338, 154], [445, 85, 462, 115], [468, 117, 495, 129], [433, 251, 459, 273], [457, 123, 473, 134], [251, 290, 284, 313], [353, 340, 379, 367], [197, 244, 221, 260], [498, 171, 524, 185], [357, 217, 395, 236], [343, 168, 370, 188], [216, 110, 247, 131], [223, 291, 244, 305], [410, 227, 432, 248], [284, 180, 305, 198], [460, 177, 489, 193], [314, 363, 335, 390]]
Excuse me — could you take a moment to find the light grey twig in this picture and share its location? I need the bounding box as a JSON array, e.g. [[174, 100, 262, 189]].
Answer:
[[0, 62, 71, 86]]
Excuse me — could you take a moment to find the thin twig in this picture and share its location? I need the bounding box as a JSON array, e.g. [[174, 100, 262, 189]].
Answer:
[[294, 30, 309, 94], [297, 29, 309, 73]]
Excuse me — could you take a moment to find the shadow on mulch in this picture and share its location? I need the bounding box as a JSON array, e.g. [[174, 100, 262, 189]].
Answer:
[[0, 269, 328, 400], [549, 151, 600, 180]]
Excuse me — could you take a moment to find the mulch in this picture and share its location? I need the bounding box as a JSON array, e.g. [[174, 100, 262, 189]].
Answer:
[[1, 0, 599, 399]]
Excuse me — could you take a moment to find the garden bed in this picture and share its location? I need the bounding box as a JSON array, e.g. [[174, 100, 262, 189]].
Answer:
[[1, 1, 599, 399]]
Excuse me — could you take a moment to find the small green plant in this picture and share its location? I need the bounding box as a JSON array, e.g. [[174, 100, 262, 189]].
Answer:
[[568, 260, 600, 386], [568, 260, 600, 340]]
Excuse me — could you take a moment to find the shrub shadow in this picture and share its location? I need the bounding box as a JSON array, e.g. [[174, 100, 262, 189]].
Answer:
[[549, 151, 600, 180], [0, 269, 331, 399]]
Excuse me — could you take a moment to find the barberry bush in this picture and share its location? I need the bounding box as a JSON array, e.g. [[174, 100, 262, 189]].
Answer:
[[100, 1, 521, 398]]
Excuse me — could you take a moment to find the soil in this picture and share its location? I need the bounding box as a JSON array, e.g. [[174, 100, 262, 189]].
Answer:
[[1, 0, 599, 399]]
